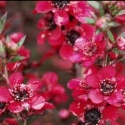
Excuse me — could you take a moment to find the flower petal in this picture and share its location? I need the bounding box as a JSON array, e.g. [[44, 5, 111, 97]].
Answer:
[[68, 79, 82, 90], [69, 101, 86, 116], [75, 36, 88, 50], [88, 90, 104, 104], [82, 24, 95, 39], [98, 66, 116, 80], [103, 106, 118, 121], [48, 27, 62, 41], [107, 91, 123, 107], [0, 87, 10, 102], [69, 52, 83, 62], [54, 10, 69, 26], [9, 72, 23, 87], [30, 95, 45, 110], [27, 78, 42, 91], [60, 45, 74, 59], [34, 1, 52, 13], [86, 74, 99, 88], [8, 102, 23, 113]]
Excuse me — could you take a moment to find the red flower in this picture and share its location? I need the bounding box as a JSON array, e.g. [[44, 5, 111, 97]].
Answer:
[[8, 72, 45, 113], [41, 72, 68, 104], [68, 78, 90, 102], [85, 65, 125, 106], [69, 101, 118, 125], [69, 24, 105, 67], [34, 1, 92, 26], [37, 12, 63, 46]]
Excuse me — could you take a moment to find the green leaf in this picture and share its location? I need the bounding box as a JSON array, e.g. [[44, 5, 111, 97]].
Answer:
[[27, 115, 38, 125], [0, 41, 6, 58], [87, 1, 104, 16], [108, 22, 120, 27], [116, 9, 125, 16], [84, 17, 95, 24], [11, 56, 25, 62], [0, 12, 7, 33], [107, 30, 115, 43], [17, 35, 26, 48]]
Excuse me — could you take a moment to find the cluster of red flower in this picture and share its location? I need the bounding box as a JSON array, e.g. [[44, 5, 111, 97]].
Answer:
[[0, 1, 69, 125], [34, 1, 125, 125]]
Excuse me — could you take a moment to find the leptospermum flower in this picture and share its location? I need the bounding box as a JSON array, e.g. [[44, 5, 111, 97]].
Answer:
[[8, 72, 46, 113], [41, 72, 68, 104], [85, 65, 125, 106], [37, 12, 63, 45], [69, 100, 118, 125], [68, 24, 106, 67], [34, 1, 92, 26]]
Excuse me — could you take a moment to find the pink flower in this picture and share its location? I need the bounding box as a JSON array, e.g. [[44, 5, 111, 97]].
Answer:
[[69, 101, 118, 125], [41, 72, 68, 104], [85, 65, 125, 106], [69, 24, 106, 67], [8, 72, 45, 113], [34, 1, 92, 26]]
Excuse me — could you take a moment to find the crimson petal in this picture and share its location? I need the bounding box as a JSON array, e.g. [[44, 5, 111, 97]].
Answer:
[[8, 102, 23, 113], [60, 45, 74, 59], [34, 1, 52, 13], [88, 90, 104, 104], [9, 72, 23, 87]]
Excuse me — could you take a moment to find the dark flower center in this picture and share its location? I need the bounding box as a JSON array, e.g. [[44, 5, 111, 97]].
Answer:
[[11, 85, 33, 102], [45, 12, 57, 31], [83, 42, 98, 57], [52, 1, 70, 9], [100, 79, 116, 96], [66, 30, 80, 45], [69, 14, 75, 22], [0, 102, 6, 109], [85, 108, 101, 125]]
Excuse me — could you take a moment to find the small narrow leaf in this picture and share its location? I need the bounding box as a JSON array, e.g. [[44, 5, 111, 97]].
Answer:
[[84, 17, 95, 24], [87, 1, 104, 16], [11, 56, 25, 62], [17, 35, 26, 48], [107, 30, 115, 43], [108, 22, 120, 28], [116, 9, 125, 16], [0, 40, 6, 58], [0, 12, 7, 33]]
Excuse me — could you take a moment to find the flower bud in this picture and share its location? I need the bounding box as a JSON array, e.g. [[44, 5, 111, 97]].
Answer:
[[117, 36, 125, 50], [96, 17, 107, 30]]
